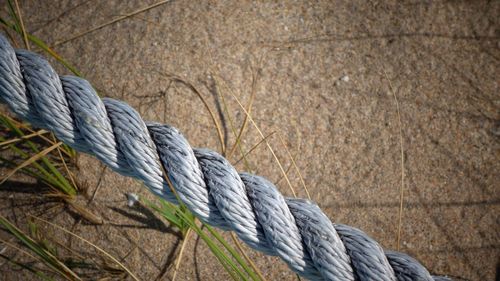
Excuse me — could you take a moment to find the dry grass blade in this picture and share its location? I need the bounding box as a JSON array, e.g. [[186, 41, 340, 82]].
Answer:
[[225, 49, 269, 161], [383, 70, 406, 251], [277, 132, 311, 200], [66, 200, 103, 225], [30, 216, 140, 281], [156, 71, 226, 153], [221, 77, 297, 197], [229, 233, 266, 281], [1, 25, 17, 47], [170, 229, 191, 281], [234, 131, 276, 165], [0, 237, 52, 271], [212, 75, 250, 169], [0, 215, 81, 280], [12, 0, 28, 50], [226, 70, 257, 159], [2, 114, 73, 157], [52, 133, 78, 192], [53, 0, 172, 47], [209, 75, 268, 280], [275, 161, 293, 186], [0, 129, 49, 147], [0, 237, 59, 280], [0, 141, 62, 185]]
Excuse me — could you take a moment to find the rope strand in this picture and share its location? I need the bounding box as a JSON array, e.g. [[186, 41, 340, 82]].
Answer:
[[0, 35, 452, 281]]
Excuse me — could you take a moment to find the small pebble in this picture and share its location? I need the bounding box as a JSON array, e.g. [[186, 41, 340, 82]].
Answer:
[[340, 75, 349, 82], [126, 193, 139, 207]]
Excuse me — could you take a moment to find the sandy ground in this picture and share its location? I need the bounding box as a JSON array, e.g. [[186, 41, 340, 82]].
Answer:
[[0, 0, 499, 280]]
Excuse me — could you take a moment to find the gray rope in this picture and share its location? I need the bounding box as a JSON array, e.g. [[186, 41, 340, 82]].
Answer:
[[0, 35, 452, 281]]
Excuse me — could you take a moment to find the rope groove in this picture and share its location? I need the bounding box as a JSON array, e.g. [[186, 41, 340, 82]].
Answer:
[[0, 35, 452, 281]]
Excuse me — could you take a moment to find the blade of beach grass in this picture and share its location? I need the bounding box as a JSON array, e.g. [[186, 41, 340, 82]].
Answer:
[[50, 133, 78, 192], [12, 0, 29, 50], [0, 17, 81, 76], [170, 228, 191, 281], [30, 216, 141, 281], [213, 73, 299, 198], [277, 132, 311, 200], [0, 155, 55, 186], [229, 232, 267, 281], [0, 215, 82, 280], [0, 136, 63, 188], [175, 210, 250, 281], [142, 198, 186, 231], [212, 75, 251, 171], [226, 56, 263, 160], [234, 131, 276, 165], [2, 115, 73, 158], [0, 252, 55, 281], [66, 200, 103, 225], [152, 71, 226, 153], [225, 83, 256, 159], [0, 146, 67, 192], [382, 70, 406, 251], [143, 146, 256, 279], [156, 167, 259, 280], [144, 198, 249, 280], [204, 224, 262, 281], [52, 0, 173, 47], [275, 161, 294, 187], [0, 141, 62, 185], [0, 116, 76, 196], [0, 129, 49, 148]]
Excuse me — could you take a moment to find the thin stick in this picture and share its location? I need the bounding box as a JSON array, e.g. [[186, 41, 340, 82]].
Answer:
[[53, 0, 172, 47]]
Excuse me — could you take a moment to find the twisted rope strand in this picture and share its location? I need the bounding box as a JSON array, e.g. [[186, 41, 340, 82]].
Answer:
[[0, 35, 452, 281]]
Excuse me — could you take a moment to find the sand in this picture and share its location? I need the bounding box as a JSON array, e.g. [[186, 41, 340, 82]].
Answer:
[[0, 0, 498, 280]]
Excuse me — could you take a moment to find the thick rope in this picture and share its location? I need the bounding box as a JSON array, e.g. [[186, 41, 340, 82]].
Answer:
[[0, 35, 452, 281]]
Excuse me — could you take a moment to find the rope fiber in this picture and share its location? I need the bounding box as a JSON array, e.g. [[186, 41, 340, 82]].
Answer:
[[0, 35, 452, 281]]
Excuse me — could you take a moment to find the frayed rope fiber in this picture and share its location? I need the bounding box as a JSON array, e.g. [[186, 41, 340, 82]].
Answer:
[[0, 35, 452, 281]]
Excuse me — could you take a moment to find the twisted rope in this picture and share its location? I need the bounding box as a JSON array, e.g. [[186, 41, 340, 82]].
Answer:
[[0, 35, 451, 281]]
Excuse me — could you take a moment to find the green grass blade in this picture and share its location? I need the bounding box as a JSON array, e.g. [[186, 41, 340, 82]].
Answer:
[[0, 138, 66, 189], [0, 16, 81, 77], [142, 198, 185, 231], [0, 253, 55, 281], [0, 116, 76, 195], [148, 197, 253, 280], [190, 223, 243, 280], [204, 224, 260, 281], [0, 215, 81, 280]]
